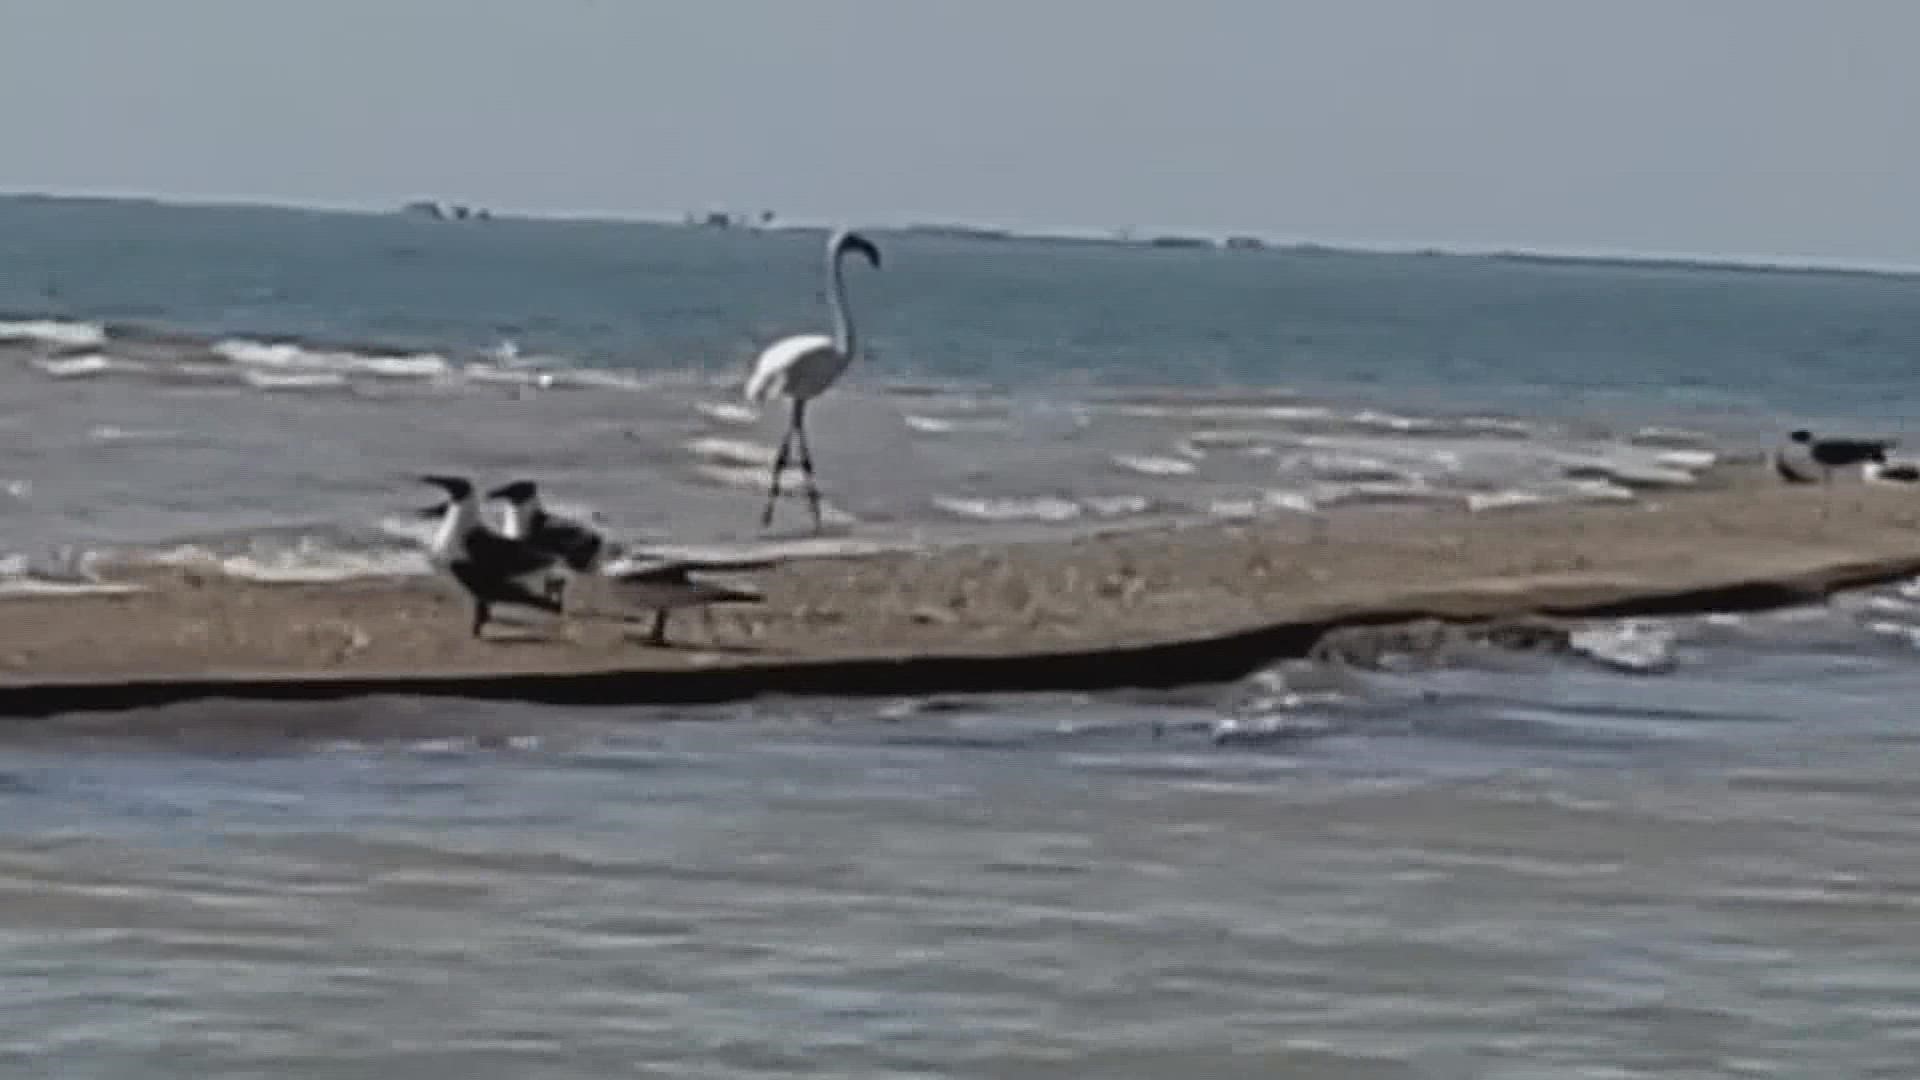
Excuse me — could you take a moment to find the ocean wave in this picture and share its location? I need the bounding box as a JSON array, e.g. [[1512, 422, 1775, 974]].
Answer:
[[1111, 454, 1199, 477], [685, 437, 776, 468], [1102, 402, 1337, 422], [696, 401, 761, 426], [137, 537, 431, 583], [213, 338, 451, 379], [1275, 450, 1417, 484], [240, 369, 351, 392], [1568, 619, 1680, 673], [1467, 479, 1636, 512], [932, 495, 1085, 523], [88, 425, 186, 444], [30, 353, 121, 378], [904, 414, 1012, 435], [0, 318, 108, 350]]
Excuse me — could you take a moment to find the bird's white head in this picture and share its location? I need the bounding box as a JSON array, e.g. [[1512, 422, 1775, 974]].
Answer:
[[484, 479, 544, 540], [419, 474, 479, 558]]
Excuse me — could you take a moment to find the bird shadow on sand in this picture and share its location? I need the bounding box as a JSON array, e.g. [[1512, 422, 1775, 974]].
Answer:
[[621, 635, 769, 655], [476, 630, 568, 647]]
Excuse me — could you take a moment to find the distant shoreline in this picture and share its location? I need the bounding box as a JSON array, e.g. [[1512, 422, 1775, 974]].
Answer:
[[5, 190, 1916, 283]]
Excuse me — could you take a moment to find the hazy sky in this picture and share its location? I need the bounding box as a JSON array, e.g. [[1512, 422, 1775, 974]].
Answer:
[[5, 0, 1917, 261]]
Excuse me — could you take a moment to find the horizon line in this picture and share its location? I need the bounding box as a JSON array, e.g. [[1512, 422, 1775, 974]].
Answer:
[[6, 186, 1920, 281]]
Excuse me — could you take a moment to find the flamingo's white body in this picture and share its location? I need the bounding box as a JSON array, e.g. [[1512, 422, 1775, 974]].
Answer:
[[744, 229, 882, 529]]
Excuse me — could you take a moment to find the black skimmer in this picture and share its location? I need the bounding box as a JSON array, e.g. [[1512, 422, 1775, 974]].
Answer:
[[418, 475, 563, 637], [486, 480, 608, 606], [1774, 430, 1897, 518], [1775, 429, 1895, 484]]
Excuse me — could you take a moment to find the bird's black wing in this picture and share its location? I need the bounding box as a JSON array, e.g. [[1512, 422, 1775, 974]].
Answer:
[[532, 514, 605, 571], [610, 561, 694, 586], [450, 560, 563, 613], [1814, 438, 1896, 466], [464, 527, 559, 578]]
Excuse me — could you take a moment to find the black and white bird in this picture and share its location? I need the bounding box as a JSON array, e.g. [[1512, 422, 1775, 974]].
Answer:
[[1774, 429, 1897, 518], [1774, 429, 1896, 483], [484, 479, 766, 647], [486, 480, 608, 606], [1868, 460, 1920, 484], [419, 474, 564, 637]]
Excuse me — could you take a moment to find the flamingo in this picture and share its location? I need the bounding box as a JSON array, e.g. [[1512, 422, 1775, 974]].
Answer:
[[743, 228, 883, 530]]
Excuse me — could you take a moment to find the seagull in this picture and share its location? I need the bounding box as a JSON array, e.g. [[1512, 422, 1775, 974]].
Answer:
[[486, 479, 607, 606], [418, 474, 564, 638], [743, 229, 883, 532], [1774, 429, 1897, 517]]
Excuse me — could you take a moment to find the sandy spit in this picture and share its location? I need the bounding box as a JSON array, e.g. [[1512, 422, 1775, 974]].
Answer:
[[1, 464, 1916, 714]]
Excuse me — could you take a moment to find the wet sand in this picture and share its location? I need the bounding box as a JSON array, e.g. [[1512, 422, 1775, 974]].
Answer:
[[2, 463, 1917, 713]]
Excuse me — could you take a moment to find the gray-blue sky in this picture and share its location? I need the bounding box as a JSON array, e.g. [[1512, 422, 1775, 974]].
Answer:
[[5, 0, 1917, 261]]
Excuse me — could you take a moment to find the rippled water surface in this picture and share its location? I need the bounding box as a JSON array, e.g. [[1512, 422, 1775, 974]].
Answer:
[[6, 597, 1920, 1075]]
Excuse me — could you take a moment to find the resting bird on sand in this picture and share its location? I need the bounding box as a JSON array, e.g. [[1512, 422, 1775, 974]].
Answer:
[[1774, 429, 1897, 519], [743, 229, 883, 532], [481, 479, 767, 646], [418, 475, 563, 638], [1774, 429, 1895, 485], [600, 555, 768, 647]]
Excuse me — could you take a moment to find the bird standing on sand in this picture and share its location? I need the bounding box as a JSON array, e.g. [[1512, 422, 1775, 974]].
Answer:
[[1774, 429, 1897, 517], [487, 479, 607, 606], [485, 478, 766, 647], [743, 229, 883, 532], [600, 557, 766, 647], [419, 475, 563, 637]]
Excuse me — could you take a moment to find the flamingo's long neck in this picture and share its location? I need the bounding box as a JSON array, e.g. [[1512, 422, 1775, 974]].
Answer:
[[827, 245, 857, 360]]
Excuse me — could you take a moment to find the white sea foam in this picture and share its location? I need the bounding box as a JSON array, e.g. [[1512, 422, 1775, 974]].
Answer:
[[1654, 449, 1718, 471], [88, 425, 184, 444], [933, 495, 1084, 523], [904, 414, 1011, 435], [696, 401, 761, 426], [31, 353, 117, 377], [691, 463, 774, 491], [1085, 494, 1153, 517], [686, 437, 776, 468], [0, 318, 108, 350], [214, 338, 450, 379], [241, 369, 350, 391], [1569, 620, 1679, 673], [0, 577, 145, 597], [1103, 402, 1336, 422], [142, 538, 430, 583], [1111, 454, 1198, 477]]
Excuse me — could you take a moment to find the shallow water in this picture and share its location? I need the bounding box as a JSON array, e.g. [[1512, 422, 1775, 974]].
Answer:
[[0, 197, 1914, 587], [7, 197, 1920, 1073], [5, 595, 1920, 1075]]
